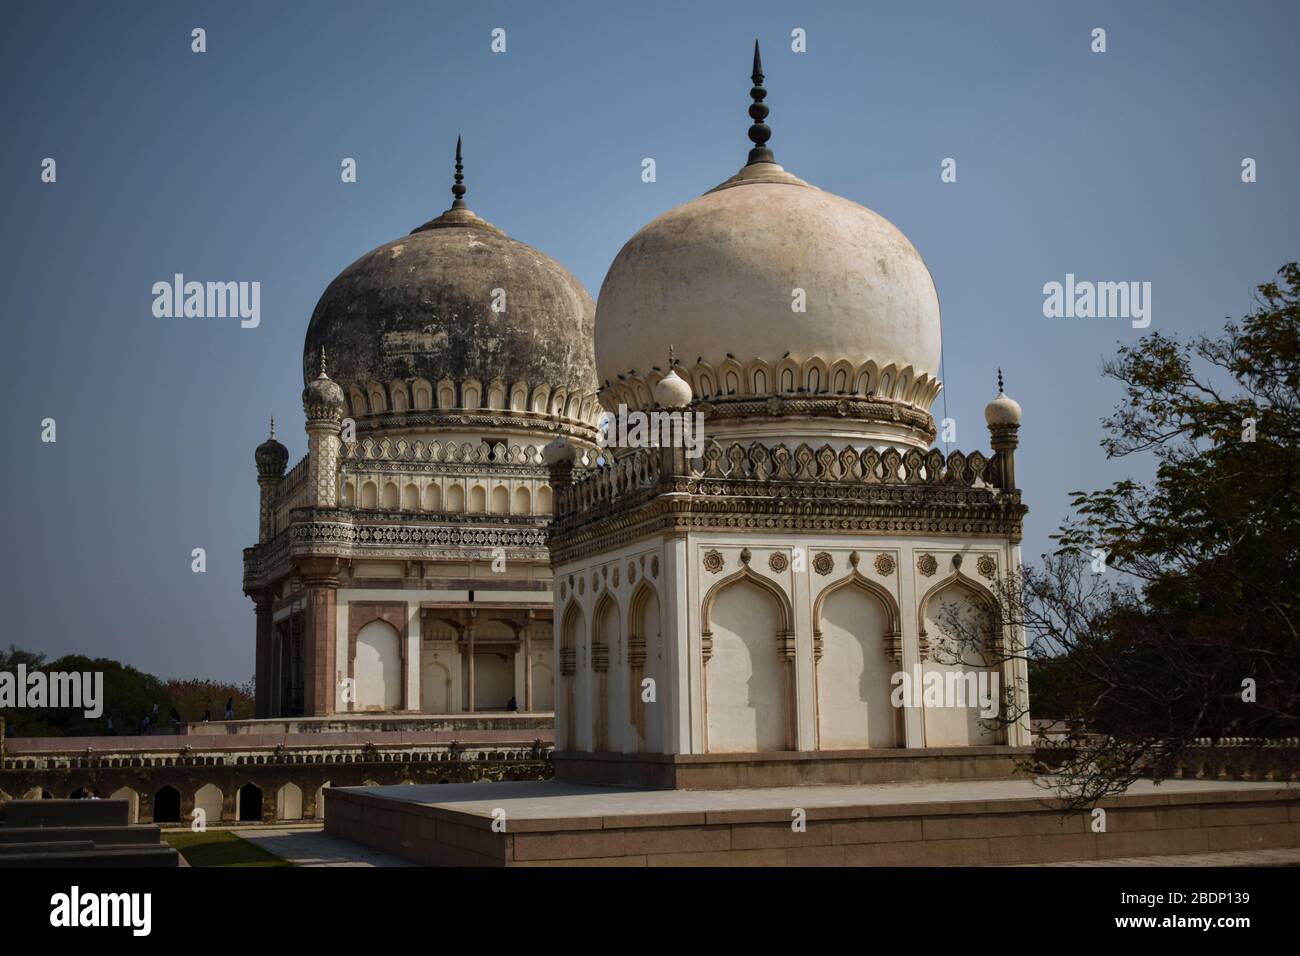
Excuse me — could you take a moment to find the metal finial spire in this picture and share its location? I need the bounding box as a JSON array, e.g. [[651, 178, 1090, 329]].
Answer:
[[668, 345, 677, 367], [745, 40, 774, 166], [319, 347, 328, 377], [451, 135, 467, 209], [269, 416, 276, 439], [997, 368, 1004, 393]]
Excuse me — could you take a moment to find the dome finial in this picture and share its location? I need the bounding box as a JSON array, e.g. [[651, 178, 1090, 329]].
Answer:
[[746, 40, 774, 166], [318, 346, 329, 378], [668, 344, 677, 367], [269, 416, 276, 439], [451, 135, 467, 209], [997, 367, 1004, 394]]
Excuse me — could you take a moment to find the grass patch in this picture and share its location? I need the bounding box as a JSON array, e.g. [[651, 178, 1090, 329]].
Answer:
[[163, 829, 294, 867]]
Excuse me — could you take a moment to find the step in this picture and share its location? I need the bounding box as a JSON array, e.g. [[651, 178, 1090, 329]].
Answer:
[[1, 845, 180, 867], [0, 825, 162, 846], [4, 799, 129, 828], [0, 840, 96, 856]]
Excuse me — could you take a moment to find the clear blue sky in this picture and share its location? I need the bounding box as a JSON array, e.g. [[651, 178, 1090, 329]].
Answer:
[[1, 1, 1296, 682]]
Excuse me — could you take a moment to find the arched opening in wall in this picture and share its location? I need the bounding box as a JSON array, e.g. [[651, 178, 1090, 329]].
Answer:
[[591, 594, 618, 752], [920, 577, 1004, 747], [391, 386, 408, 412], [360, 481, 378, 509], [381, 481, 399, 509], [277, 782, 303, 821], [402, 483, 420, 510], [315, 782, 331, 820], [513, 486, 531, 515], [237, 783, 263, 822], [413, 382, 432, 410], [816, 580, 899, 749], [343, 479, 356, 506], [423, 483, 441, 511], [629, 583, 662, 753], [537, 485, 553, 514], [469, 485, 487, 513], [354, 619, 403, 712], [559, 602, 584, 751], [490, 485, 509, 515], [463, 383, 481, 409], [438, 383, 456, 408], [704, 575, 790, 753], [469, 620, 516, 711], [111, 787, 140, 823], [446, 484, 465, 512], [780, 368, 795, 392], [153, 785, 181, 823], [420, 660, 451, 714], [195, 783, 223, 824], [725, 371, 740, 395], [368, 388, 386, 413]]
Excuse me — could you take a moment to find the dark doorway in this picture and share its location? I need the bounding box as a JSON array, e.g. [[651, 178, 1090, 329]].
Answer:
[[238, 783, 263, 822], [153, 785, 181, 823]]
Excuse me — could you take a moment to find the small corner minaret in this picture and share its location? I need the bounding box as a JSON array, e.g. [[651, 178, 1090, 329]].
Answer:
[[302, 348, 345, 509], [746, 40, 775, 166], [254, 417, 289, 542], [985, 368, 1023, 489]]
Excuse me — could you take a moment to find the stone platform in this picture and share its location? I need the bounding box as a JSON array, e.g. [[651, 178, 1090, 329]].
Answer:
[[324, 777, 1300, 866], [555, 746, 1030, 789]]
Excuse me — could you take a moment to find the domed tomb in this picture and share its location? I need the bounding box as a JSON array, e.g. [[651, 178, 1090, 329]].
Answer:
[[595, 47, 942, 449], [304, 140, 599, 443]]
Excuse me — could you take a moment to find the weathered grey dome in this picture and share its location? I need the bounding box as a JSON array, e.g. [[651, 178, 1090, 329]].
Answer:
[[302, 204, 597, 428]]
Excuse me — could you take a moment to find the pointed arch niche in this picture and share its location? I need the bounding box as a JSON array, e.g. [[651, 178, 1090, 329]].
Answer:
[[700, 566, 795, 753], [916, 567, 1005, 747], [812, 570, 903, 749]]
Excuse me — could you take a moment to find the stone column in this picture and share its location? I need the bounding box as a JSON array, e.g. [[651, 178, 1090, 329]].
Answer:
[[299, 559, 340, 717], [524, 613, 535, 713], [404, 604, 420, 712], [254, 594, 274, 718], [465, 618, 476, 714]]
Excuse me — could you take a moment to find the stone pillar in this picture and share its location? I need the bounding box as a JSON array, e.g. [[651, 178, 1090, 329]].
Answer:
[[465, 620, 476, 713], [524, 614, 535, 712], [404, 604, 420, 712], [299, 559, 340, 717], [254, 595, 274, 718], [302, 350, 345, 510]]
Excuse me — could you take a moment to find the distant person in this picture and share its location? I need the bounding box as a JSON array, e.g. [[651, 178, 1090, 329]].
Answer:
[[169, 707, 181, 724], [139, 714, 150, 735], [224, 697, 234, 720], [506, 696, 518, 712], [151, 700, 159, 722]]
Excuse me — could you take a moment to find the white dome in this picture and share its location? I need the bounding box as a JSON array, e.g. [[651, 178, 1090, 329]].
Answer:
[[595, 162, 943, 449], [653, 367, 694, 408], [985, 391, 1022, 427]]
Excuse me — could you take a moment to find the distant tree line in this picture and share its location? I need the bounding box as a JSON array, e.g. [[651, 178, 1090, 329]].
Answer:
[[0, 645, 254, 737]]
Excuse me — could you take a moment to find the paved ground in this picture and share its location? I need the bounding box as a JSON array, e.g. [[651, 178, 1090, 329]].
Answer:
[[341, 776, 1293, 821], [232, 826, 413, 867]]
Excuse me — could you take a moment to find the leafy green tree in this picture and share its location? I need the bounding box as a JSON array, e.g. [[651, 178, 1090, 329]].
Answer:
[[937, 263, 1300, 806]]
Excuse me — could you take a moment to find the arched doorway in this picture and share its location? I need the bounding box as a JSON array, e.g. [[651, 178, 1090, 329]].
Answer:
[[354, 619, 402, 711], [920, 577, 1004, 747], [153, 785, 181, 823], [237, 783, 263, 822]]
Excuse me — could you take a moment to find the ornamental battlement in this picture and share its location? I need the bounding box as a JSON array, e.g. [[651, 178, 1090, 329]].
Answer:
[[547, 439, 1026, 563]]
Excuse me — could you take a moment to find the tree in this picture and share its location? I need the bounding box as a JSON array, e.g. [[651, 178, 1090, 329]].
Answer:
[[935, 263, 1300, 807]]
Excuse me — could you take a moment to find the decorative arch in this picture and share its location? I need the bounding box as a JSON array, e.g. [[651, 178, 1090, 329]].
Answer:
[[812, 570, 902, 659], [916, 567, 999, 654], [699, 565, 796, 752], [627, 579, 662, 752], [558, 601, 585, 751], [590, 591, 619, 751]]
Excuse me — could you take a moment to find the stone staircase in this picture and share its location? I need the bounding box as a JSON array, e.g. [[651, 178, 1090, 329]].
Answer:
[[0, 799, 180, 866]]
